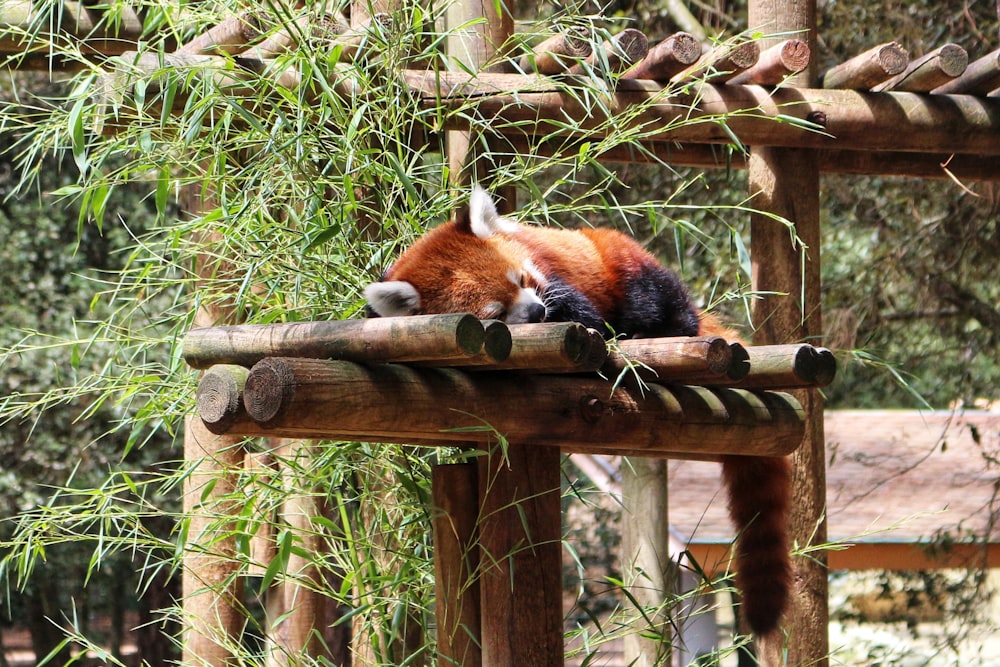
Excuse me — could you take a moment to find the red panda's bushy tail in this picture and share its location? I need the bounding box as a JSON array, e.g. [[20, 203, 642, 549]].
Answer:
[[720, 454, 793, 637]]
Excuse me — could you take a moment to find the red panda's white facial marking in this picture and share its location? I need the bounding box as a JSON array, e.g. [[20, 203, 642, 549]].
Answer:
[[504, 266, 546, 324]]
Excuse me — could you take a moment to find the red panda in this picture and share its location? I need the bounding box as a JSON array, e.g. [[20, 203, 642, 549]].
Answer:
[[364, 185, 792, 636]]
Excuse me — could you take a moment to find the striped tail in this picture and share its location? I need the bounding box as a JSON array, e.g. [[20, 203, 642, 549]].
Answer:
[[720, 454, 793, 636]]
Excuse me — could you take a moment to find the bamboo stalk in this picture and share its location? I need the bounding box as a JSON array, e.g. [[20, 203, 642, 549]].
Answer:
[[728, 39, 810, 85], [183, 314, 505, 369], [623, 31, 701, 81], [671, 40, 760, 84], [873, 44, 968, 92], [821, 41, 909, 89], [568, 28, 649, 75], [226, 357, 806, 458], [518, 28, 592, 74], [932, 48, 1000, 95]]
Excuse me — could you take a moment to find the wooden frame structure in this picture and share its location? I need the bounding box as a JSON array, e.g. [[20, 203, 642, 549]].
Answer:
[[5, 0, 1000, 665]]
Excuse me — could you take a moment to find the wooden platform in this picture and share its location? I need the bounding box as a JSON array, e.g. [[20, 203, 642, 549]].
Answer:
[[665, 410, 1000, 572]]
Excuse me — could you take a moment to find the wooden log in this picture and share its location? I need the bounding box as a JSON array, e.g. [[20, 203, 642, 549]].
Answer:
[[728, 39, 811, 85], [671, 40, 760, 84], [518, 28, 592, 74], [932, 48, 1000, 95], [0, 0, 146, 57], [568, 28, 649, 75], [704, 343, 837, 389], [197, 364, 251, 434], [872, 44, 968, 92], [432, 463, 482, 667], [400, 70, 1000, 156], [623, 31, 701, 81], [182, 314, 507, 369], [177, 12, 268, 56], [470, 321, 605, 372], [227, 357, 806, 458], [602, 336, 733, 382], [478, 444, 563, 666], [821, 41, 909, 89], [248, 12, 350, 59]]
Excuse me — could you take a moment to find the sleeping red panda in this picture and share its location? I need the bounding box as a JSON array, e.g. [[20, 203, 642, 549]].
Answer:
[[364, 185, 792, 637]]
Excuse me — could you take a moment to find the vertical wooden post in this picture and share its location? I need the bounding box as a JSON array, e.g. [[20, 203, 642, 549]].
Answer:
[[432, 463, 482, 667], [266, 441, 329, 666], [747, 1, 828, 665], [477, 444, 564, 666], [182, 416, 246, 666], [182, 177, 246, 666], [621, 458, 674, 667]]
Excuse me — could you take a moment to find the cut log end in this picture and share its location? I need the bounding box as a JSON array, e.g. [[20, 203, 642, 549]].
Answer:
[[244, 358, 296, 424], [196, 365, 249, 431]]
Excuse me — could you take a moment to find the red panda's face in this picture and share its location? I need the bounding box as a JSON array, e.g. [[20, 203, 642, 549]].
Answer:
[[364, 187, 549, 323]]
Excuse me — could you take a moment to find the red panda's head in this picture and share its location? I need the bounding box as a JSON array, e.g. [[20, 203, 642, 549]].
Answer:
[[364, 186, 548, 323]]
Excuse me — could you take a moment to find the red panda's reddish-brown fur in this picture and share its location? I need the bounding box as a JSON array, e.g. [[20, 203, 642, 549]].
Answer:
[[364, 186, 792, 636]]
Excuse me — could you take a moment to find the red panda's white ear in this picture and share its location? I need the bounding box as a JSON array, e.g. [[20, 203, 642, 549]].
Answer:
[[364, 281, 421, 317], [468, 185, 500, 239]]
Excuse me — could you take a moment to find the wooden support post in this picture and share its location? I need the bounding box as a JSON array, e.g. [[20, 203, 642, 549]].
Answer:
[[182, 416, 246, 667], [477, 444, 563, 666], [748, 2, 827, 665], [266, 441, 329, 667], [432, 464, 482, 667], [621, 457, 674, 666]]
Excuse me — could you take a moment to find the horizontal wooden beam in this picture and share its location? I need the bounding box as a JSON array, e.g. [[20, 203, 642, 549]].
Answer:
[[687, 540, 1000, 573], [403, 70, 1000, 156], [200, 358, 806, 459]]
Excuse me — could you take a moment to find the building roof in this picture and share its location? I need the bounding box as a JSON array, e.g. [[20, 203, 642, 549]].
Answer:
[[666, 410, 1000, 570]]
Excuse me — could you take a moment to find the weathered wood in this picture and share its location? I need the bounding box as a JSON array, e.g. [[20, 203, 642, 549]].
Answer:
[[704, 343, 838, 389], [177, 12, 267, 56], [432, 464, 483, 667], [568, 28, 649, 75], [0, 0, 146, 57], [671, 40, 760, 84], [478, 444, 563, 667], [872, 44, 968, 92], [728, 39, 810, 85], [226, 357, 806, 458], [182, 416, 245, 667], [623, 31, 701, 81], [400, 70, 1000, 156], [182, 314, 507, 369], [932, 48, 1000, 95], [196, 364, 250, 433], [821, 41, 908, 89], [248, 12, 350, 59], [470, 321, 605, 372], [621, 457, 674, 665], [602, 336, 734, 382], [518, 28, 591, 74]]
